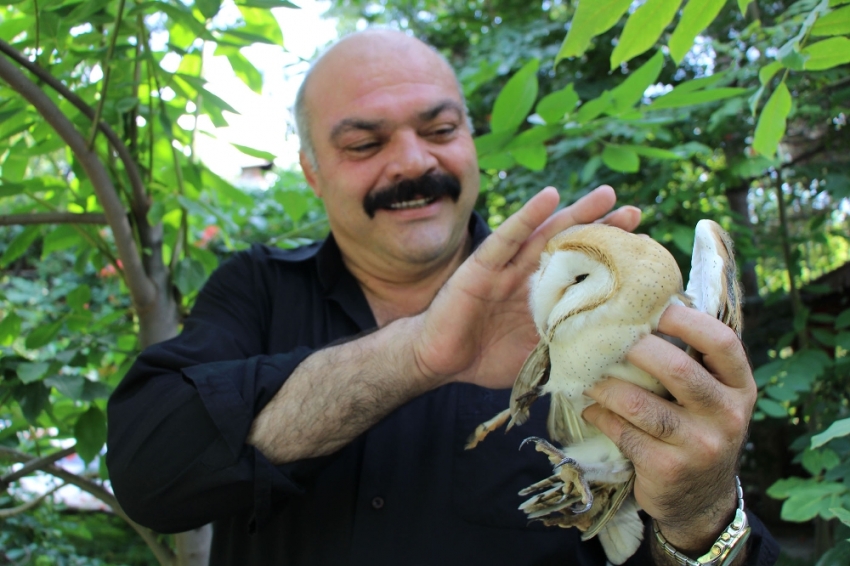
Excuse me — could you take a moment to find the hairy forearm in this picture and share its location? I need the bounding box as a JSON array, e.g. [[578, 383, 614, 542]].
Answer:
[[247, 316, 432, 464]]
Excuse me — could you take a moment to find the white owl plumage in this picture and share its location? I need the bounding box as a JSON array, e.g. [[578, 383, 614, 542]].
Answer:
[[467, 219, 742, 565]]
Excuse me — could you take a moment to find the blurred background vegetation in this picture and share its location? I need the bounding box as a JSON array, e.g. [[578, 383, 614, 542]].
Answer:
[[1, 0, 849, 564]]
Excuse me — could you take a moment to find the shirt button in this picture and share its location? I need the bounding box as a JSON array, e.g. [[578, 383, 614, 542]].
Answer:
[[371, 497, 384, 510]]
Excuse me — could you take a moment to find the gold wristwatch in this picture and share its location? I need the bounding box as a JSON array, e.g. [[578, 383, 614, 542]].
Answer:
[[653, 476, 752, 566]]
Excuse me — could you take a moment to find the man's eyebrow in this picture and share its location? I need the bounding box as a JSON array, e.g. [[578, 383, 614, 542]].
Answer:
[[419, 100, 465, 122], [330, 119, 387, 143]]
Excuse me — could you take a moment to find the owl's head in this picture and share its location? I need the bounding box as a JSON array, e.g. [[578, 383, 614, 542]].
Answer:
[[528, 224, 682, 339]]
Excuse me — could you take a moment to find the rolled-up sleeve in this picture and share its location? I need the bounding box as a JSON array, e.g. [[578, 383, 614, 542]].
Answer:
[[106, 249, 324, 533]]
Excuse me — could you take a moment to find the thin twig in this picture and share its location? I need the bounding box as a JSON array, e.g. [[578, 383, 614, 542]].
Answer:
[[0, 483, 65, 519], [1, 446, 76, 485], [0, 212, 108, 226], [88, 0, 127, 150]]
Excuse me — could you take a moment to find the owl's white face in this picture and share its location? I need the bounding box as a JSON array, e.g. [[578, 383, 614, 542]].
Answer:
[[529, 249, 616, 339]]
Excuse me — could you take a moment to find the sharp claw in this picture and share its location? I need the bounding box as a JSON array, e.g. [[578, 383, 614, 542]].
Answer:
[[519, 436, 545, 450], [553, 457, 578, 470], [570, 500, 593, 514]]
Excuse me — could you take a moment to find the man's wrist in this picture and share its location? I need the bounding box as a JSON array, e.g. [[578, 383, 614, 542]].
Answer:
[[650, 476, 751, 566]]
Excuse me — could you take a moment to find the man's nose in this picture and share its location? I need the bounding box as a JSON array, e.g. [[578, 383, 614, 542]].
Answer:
[[385, 130, 438, 182]]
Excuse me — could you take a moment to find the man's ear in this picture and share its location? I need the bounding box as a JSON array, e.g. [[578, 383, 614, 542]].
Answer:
[[299, 151, 322, 198]]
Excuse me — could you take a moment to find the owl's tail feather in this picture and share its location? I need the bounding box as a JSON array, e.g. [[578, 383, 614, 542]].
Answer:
[[591, 495, 644, 566]]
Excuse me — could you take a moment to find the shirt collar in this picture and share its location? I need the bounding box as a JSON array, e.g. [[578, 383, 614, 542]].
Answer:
[[266, 211, 492, 294]]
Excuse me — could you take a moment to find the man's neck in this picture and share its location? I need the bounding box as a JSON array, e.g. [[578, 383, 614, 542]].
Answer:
[[343, 234, 473, 327]]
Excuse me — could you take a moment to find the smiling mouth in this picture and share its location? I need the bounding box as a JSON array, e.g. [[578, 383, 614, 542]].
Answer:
[[388, 196, 438, 210]]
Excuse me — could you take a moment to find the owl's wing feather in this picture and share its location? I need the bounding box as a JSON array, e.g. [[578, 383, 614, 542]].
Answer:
[[547, 392, 585, 446], [593, 494, 644, 566], [508, 340, 551, 429], [685, 220, 743, 336]]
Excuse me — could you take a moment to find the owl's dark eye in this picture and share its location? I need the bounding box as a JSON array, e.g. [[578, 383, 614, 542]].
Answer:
[[575, 274, 589, 283]]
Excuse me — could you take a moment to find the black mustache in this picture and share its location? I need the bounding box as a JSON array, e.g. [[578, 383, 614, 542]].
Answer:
[[363, 173, 462, 218]]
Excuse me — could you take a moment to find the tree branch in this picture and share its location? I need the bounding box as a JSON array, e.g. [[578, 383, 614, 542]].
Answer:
[[0, 483, 65, 519], [0, 212, 108, 226], [0, 446, 175, 566], [0, 37, 154, 253], [0, 50, 157, 311], [1, 445, 76, 485]]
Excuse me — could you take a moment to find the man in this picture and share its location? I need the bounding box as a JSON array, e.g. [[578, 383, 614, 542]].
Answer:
[[107, 30, 778, 565]]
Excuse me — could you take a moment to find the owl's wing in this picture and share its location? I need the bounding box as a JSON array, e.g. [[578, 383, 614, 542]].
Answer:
[[508, 340, 551, 429], [465, 341, 550, 450], [685, 220, 743, 336]]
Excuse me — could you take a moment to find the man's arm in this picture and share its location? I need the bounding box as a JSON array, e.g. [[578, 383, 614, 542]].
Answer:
[[248, 185, 643, 464], [585, 305, 763, 565]]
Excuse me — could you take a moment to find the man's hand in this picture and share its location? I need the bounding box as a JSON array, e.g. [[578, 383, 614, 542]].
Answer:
[[583, 304, 757, 558], [411, 185, 641, 389]]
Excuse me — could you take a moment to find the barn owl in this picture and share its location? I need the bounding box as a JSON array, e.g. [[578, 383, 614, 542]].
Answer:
[[467, 220, 742, 565]]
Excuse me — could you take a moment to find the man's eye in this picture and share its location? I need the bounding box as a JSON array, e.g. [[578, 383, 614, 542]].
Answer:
[[348, 141, 381, 153], [428, 125, 457, 139]]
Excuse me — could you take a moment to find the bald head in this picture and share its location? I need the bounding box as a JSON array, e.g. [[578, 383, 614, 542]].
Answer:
[[294, 30, 467, 169]]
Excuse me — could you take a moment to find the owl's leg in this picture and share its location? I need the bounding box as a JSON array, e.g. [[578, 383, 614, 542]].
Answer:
[[520, 436, 593, 514]]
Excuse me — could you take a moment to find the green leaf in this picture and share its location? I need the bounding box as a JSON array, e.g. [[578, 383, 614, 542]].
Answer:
[[0, 225, 40, 267], [16, 382, 49, 424], [231, 143, 276, 161], [581, 155, 603, 183], [490, 59, 539, 133], [195, 0, 221, 19], [67, 284, 91, 312], [576, 91, 614, 123], [504, 125, 561, 150], [757, 397, 787, 418], [275, 190, 311, 223], [535, 83, 579, 124], [74, 406, 107, 464], [621, 144, 682, 160], [668, 0, 727, 64], [610, 51, 665, 112], [44, 374, 86, 400], [17, 362, 50, 384], [42, 224, 85, 257], [173, 257, 208, 296], [803, 448, 841, 475], [477, 151, 516, 171], [602, 145, 640, 173], [738, 0, 754, 14], [226, 51, 263, 94], [474, 131, 514, 156], [237, 5, 283, 47], [235, 0, 298, 7], [802, 37, 850, 70], [837, 308, 850, 329], [812, 418, 850, 448], [832, 507, 850, 527], [649, 87, 749, 110], [611, 0, 684, 68], [753, 82, 791, 157], [811, 5, 850, 36], [782, 492, 839, 522], [511, 145, 547, 171], [767, 476, 809, 499], [557, 0, 634, 61], [759, 61, 784, 85], [0, 312, 22, 346], [25, 319, 64, 349]]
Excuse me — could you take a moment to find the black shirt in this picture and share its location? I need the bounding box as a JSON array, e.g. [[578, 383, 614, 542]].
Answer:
[[107, 214, 779, 565]]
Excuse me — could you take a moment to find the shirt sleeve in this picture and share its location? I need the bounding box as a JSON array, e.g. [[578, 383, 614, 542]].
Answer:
[[106, 249, 322, 533]]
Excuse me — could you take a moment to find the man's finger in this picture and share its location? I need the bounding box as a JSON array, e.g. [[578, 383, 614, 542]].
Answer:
[[656, 305, 753, 390], [596, 205, 642, 232], [473, 186, 560, 270], [585, 377, 684, 444]]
